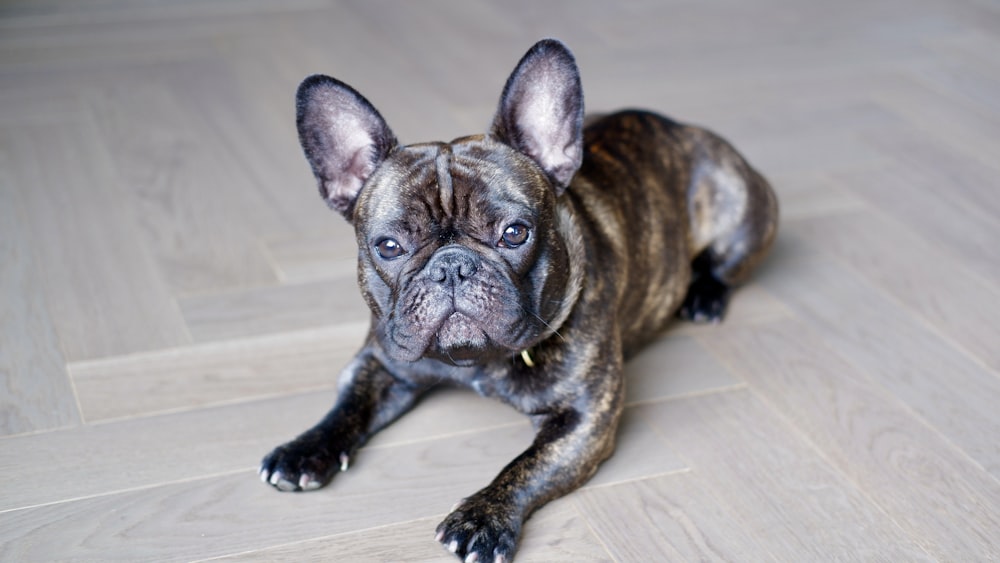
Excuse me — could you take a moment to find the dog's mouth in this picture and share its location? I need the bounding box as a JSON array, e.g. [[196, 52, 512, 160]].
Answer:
[[382, 262, 539, 365], [384, 308, 503, 365], [433, 312, 491, 365]]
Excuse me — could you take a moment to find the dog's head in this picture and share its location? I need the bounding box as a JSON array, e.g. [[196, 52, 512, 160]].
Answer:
[[296, 40, 584, 365]]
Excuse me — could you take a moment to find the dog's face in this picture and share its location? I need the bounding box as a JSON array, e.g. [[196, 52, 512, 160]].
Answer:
[[352, 138, 572, 364], [296, 41, 585, 365]]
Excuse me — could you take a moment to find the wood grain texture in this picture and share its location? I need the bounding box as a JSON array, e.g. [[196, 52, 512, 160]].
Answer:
[[264, 228, 360, 284], [792, 210, 1000, 371], [166, 46, 338, 239], [637, 390, 935, 561], [700, 319, 1000, 559], [0, 149, 79, 436], [758, 231, 1000, 478], [179, 277, 371, 343], [4, 119, 191, 361], [86, 75, 283, 295], [765, 171, 865, 221], [0, 387, 534, 513], [69, 324, 364, 422], [869, 72, 1000, 169], [576, 471, 774, 562], [0, 392, 326, 513], [0, 424, 584, 561], [832, 158, 1000, 282], [625, 334, 743, 405], [201, 503, 611, 562]]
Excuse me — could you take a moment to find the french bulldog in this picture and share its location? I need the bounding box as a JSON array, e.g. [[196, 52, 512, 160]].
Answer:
[[260, 39, 778, 562]]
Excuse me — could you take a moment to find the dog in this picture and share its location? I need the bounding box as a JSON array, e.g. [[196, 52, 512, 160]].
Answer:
[[260, 39, 778, 562]]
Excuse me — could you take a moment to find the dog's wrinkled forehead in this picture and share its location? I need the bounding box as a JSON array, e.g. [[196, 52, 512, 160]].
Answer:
[[355, 136, 551, 236]]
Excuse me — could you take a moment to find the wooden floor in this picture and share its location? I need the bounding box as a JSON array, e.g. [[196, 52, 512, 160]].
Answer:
[[2, 0, 1000, 560]]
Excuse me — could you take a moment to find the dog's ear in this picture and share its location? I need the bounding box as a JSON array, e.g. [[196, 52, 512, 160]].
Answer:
[[296, 75, 397, 220], [490, 39, 584, 194]]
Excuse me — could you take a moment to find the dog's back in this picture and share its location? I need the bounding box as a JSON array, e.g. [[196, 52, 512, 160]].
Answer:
[[568, 110, 777, 355]]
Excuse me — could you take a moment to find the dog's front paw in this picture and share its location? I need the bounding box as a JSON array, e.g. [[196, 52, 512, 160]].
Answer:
[[259, 432, 348, 492], [436, 495, 521, 563], [677, 273, 732, 323]]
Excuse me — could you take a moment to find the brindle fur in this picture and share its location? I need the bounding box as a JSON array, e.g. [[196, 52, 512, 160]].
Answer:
[[260, 39, 777, 562]]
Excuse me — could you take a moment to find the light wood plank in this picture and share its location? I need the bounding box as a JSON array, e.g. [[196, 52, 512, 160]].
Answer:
[[162, 47, 338, 239], [706, 97, 903, 178], [0, 423, 592, 561], [835, 160, 1000, 281], [0, 406, 675, 561], [0, 381, 683, 519], [69, 324, 364, 422], [3, 1, 1000, 561], [201, 517, 457, 563], [638, 390, 934, 561], [0, 455, 466, 562], [0, 391, 325, 513], [912, 57, 1000, 132], [870, 73, 1000, 169], [576, 471, 774, 562], [281, 4, 478, 144], [6, 118, 191, 361], [341, 0, 527, 118], [765, 171, 865, 221], [0, 20, 208, 71], [757, 231, 1000, 478], [700, 319, 1000, 559], [0, 147, 79, 436], [0, 75, 87, 124], [792, 211, 1000, 371], [201, 501, 610, 562], [0, 0, 327, 27], [179, 277, 370, 343], [86, 72, 282, 295], [264, 229, 359, 284], [0, 387, 522, 513], [583, 406, 688, 488], [859, 123, 1000, 243], [928, 30, 1000, 88], [625, 334, 743, 406]]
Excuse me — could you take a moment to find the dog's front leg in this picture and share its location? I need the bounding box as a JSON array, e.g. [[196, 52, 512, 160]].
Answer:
[[260, 351, 425, 492], [436, 378, 623, 562]]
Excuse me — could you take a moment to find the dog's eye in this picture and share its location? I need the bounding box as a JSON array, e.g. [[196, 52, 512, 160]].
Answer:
[[375, 238, 406, 260], [499, 224, 530, 248]]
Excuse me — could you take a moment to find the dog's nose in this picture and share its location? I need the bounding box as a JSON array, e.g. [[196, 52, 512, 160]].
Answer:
[[427, 246, 479, 285]]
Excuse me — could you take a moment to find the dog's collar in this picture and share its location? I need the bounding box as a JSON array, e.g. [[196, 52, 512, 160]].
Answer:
[[520, 349, 536, 367]]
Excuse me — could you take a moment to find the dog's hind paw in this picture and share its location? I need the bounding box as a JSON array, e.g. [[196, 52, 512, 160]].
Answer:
[[677, 273, 732, 323]]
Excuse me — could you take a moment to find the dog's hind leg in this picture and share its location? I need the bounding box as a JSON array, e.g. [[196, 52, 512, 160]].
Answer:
[[678, 132, 778, 323]]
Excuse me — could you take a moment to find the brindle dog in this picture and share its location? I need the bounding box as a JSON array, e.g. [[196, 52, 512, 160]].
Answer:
[[260, 39, 778, 562]]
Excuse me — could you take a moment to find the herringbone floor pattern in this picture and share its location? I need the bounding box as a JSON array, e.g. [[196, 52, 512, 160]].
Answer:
[[2, 0, 999, 560]]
